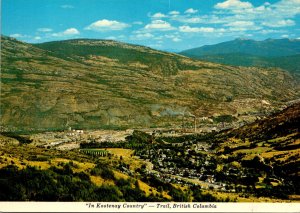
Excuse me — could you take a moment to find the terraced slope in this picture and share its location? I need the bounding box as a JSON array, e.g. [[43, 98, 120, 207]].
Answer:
[[1, 36, 299, 131]]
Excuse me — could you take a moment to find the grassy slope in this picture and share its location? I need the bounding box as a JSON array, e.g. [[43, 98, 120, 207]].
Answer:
[[0, 139, 172, 201]]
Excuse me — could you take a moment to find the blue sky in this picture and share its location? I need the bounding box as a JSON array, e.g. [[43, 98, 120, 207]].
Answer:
[[2, 0, 300, 51]]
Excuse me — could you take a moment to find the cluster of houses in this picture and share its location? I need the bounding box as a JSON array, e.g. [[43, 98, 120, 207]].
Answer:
[[140, 159, 232, 192], [135, 142, 222, 186], [133, 137, 273, 194]]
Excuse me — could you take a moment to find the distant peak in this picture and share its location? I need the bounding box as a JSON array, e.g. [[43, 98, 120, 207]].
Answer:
[[235, 37, 253, 41], [264, 38, 300, 43], [264, 38, 274, 41], [287, 38, 300, 42]]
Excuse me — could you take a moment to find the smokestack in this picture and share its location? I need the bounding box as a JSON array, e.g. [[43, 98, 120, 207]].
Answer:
[[194, 117, 196, 133]]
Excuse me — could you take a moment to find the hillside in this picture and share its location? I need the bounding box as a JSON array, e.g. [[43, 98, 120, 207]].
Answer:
[[180, 38, 300, 73], [226, 101, 300, 140], [1, 36, 300, 131], [211, 102, 300, 198]]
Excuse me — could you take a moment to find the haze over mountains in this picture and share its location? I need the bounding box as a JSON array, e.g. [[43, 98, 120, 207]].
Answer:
[[1, 35, 300, 131], [180, 38, 300, 74]]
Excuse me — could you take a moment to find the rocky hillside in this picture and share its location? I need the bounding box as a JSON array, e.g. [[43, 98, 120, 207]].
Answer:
[[1, 36, 300, 131]]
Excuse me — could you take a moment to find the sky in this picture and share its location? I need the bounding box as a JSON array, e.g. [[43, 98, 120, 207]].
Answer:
[[2, 0, 300, 51]]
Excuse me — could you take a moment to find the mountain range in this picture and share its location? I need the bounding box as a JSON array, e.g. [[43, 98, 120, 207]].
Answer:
[[180, 38, 300, 74], [1, 35, 300, 131]]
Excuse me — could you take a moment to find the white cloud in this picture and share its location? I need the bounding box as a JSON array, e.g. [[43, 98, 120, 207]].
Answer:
[[106, 36, 117, 40], [201, 15, 227, 24], [281, 34, 289, 38], [214, 0, 253, 10], [207, 0, 299, 36], [162, 0, 298, 39], [173, 16, 203, 24], [52, 28, 80, 37], [37, 28, 53, 32], [273, 0, 300, 18], [225, 22, 261, 32], [10, 33, 26, 38], [185, 17, 202, 23], [213, 0, 299, 24], [145, 20, 176, 31], [61, 5, 74, 9], [225, 21, 255, 27], [259, 29, 285, 34], [153, 36, 164, 40], [151, 12, 167, 18], [137, 33, 154, 38], [85, 19, 130, 31], [227, 27, 257, 32], [165, 34, 176, 39], [135, 33, 155, 39], [169, 11, 180, 15], [262, 19, 295, 28], [146, 0, 300, 41], [61, 28, 80, 35], [34, 36, 41, 40], [172, 37, 182, 42], [164, 34, 181, 41], [149, 43, 162, 48], [179, 25, 215, 33], [264, 2, 271, 6], [133, 21, 143, 25], [185, 8, 198, 14]]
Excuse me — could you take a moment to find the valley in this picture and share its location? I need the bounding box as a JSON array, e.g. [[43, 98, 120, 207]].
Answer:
[[0, 101, 299, 202], [0, 35, 299, 202]]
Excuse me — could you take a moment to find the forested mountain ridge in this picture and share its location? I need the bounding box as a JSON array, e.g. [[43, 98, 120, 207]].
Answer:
[[180, 38, 300, 74]]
